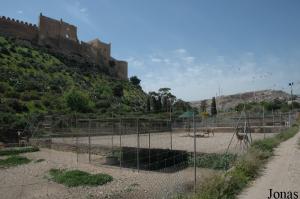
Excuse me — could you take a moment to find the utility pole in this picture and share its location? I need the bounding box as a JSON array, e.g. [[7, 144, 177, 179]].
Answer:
[[289, 82, 294, 111]]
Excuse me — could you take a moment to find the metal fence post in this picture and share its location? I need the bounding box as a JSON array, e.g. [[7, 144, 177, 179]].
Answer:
[[263, 107, 265, 139], [137, 118, 140, 172], [289, 111, 291, 127], [76, 135, 79, 164], [88, 135, 91, 163], [119, 118, 122, 169], [88, 120, 91, 163], [272, 109, 275, 126], [170, 120, 173, 150], [148, 120, 151, 170], [111, 121, 114, 151], [193, 112, 197, 193]]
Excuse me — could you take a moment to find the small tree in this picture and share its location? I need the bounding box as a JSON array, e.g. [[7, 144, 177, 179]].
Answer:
[[146, 97, 151, 112], [200, 100, 207, 112], [211, 97, 217, 116], [66, 90, 92, 113], [129, 76, 141, 87]]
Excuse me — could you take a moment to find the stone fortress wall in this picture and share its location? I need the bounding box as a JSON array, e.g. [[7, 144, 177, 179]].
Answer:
[[0, 13, 127, 80]]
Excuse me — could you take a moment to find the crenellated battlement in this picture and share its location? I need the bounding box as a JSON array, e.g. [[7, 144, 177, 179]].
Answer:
[[0, 16, 37, 29], [0, 14, 128, 80]]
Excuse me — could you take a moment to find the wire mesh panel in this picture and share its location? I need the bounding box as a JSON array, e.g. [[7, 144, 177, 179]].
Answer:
[[3, 111, 295, 198]]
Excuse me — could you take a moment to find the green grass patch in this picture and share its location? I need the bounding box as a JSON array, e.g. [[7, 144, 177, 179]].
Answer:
[[0, 146, 39, 156], [252, 125, 299, 153], [49, 169, 113, 187], [193, 118, 300, 199], [189, 153, 237, 170], [0, 155, 31, 168]]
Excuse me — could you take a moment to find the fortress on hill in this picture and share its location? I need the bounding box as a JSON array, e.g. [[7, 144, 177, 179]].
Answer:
[[0, 13, 127, 80]]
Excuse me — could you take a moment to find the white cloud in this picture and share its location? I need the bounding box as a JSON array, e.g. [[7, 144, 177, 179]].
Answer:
[[129, 49, 300, 100], [151, 58, 162, 63], [182, 56, 195, 64], [17, 10, 23, 14], [64, 2, 93, 27], [174, 48, 187, 54], [127, 57, 145, 68], [79, 8, 87, 13]]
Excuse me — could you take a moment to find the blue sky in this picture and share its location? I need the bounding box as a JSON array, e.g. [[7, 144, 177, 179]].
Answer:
[[1, 0, 300, 101]]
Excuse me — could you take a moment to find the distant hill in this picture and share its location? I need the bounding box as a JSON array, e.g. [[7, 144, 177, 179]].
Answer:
[[190, 90, 294, 111]]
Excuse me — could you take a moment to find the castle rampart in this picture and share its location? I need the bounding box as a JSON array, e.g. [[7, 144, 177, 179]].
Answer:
[[0, 14, 128, 80], [0, 16, 38, 41]]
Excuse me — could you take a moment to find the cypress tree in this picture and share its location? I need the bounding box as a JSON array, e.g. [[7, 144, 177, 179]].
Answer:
[[211, 97, 217, 116]]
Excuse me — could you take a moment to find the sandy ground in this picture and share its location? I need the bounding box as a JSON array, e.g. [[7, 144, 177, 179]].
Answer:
[[0, 132, 279, 199], [0, 149, 215, 199], [52, 131, 277, 154], [239, 130, 300, 199]]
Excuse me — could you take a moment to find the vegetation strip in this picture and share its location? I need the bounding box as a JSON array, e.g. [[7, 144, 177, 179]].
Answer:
[[0, 146, 39, 156], [0, 155, 31, 168], [49, 169, 113, 187], [188, 153, 237, 170], [193, 118, 300, 199]]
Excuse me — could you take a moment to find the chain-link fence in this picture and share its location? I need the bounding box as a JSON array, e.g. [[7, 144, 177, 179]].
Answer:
[[0, 111, 298, 199]]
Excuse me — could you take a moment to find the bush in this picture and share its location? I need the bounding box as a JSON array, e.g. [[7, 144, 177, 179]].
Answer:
[[0, 82, 11, 93], [190, 153, 237, 170], [20, 91, 40, 101], [5, 90, 20, 98], [6, 99, 28, 113], [0, 146, 39, 156], [65, 90, 93, 113], [113, 83, 124, 98], [0, 155, 31, 168], [129, 76, 141, 87], [95, 84, 113, 99], [49, 169, 113, 187], [0, 46, 10, 55]]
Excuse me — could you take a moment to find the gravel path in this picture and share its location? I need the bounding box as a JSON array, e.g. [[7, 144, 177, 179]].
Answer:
[[239, 130, 300, 199]]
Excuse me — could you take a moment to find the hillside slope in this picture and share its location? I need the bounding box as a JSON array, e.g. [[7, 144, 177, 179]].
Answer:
[[190, 90, 293, 111], [0, 36, 147, 141]]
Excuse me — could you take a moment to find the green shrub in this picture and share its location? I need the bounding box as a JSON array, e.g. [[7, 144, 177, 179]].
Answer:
[[0, 82, 11, 93], [20, 91, 40, 101], [113, 83, 124, 97], [65, 89, 94, 113], [194, 119, 300, 199], [251, 138, 279, 153], [0, 155, 31, 168], [0, 146, 39, 156], [190, 153, 237, 170], [6, 99, 28, 113], [5, 90, 20, 98], [0, 46, 10, 55], [49, 169, 113, 187]]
